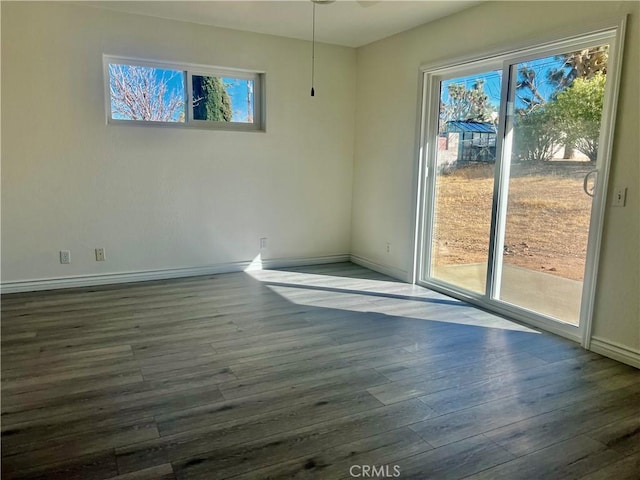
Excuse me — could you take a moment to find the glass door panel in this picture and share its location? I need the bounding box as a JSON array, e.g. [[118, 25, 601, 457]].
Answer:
[[429, 70, 502, 294], [497, 46, 609, 325]]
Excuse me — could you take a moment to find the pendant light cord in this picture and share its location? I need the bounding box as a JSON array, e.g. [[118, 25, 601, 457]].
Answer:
[[311, 1, 316, 97]]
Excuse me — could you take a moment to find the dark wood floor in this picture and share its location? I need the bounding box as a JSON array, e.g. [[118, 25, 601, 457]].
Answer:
[[1, 263, 638, 480]]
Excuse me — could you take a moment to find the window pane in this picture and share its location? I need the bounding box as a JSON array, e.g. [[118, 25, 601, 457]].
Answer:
[[429, 69, 502, 294], [192, 75, 255, 123], [498, 45, 609, 325], [108, 64, 185, 122]]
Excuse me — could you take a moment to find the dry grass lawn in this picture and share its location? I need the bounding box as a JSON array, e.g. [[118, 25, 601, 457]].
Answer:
[[433, 161, 594, 282]]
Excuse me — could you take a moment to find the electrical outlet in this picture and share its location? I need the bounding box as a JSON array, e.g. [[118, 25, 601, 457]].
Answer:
[[613, 187, 627, 207], [260, 237, 268, 249], [95, 248, 106, 261], [60, 250, 71, 264], [386, 242, 391, 254]]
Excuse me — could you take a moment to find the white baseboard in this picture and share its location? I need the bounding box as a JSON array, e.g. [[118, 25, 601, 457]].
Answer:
[[263, 254, 350, 270], [0, 254, 350, 294], [590, 337, 640, 369], [350, 254, 409, 282]]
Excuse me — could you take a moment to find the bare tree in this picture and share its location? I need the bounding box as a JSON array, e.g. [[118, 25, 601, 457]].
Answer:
[[516, 66, 547, 113], [440, 79, 496, 128], [109, 64, 184, 122], [547, 46, 608, 90]]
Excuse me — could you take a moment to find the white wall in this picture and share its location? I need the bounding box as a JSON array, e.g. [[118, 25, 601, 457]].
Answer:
[[351, 2, 640, 355], [1, 2, 356, 283]]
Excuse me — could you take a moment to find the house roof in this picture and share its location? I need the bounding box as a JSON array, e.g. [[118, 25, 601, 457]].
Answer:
[[445, 120, 496, 133]]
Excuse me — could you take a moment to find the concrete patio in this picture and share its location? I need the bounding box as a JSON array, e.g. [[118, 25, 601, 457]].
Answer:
[[432, 263, 583, 325]]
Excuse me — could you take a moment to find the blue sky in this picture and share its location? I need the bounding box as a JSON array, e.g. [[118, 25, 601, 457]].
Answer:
[[441, 69, 503, 110], [223, 78, 253, 123], [440, 54, 572, 114]]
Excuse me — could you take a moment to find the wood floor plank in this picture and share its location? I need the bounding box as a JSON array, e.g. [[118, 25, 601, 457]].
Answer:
[[2, 418, 158, 475], [226, 343, 420, 385], [1, 331, 38, 343], [374, 434, 515, 480], [210, 334, 337, 364], [585, 413, 640, 456], [168, 399, 435, 480], [139, 336, 338, 381], [2, 368, 143, 404], [579, 452, 640, 480], [104, 463, 175, 480], [409, 375, 639, 448], [368, 351, 549, 405], [2, 405, 159, 455], [2, 381, 225, 428], [1, 356, 140, 384], [140, 364, 236, 384], [416, 356, 621, 415], [155, 369, 389, 437], [483, 384, 640, 457], [218, 363, 381, 400], [226, 335, 413, 379], [377, 339, 553, 382], [116, 389, 392, 474], [1, 415, 159, 458], [228, 427, 432, 480], [1, 345, 134, 371], [0, 450, 118, 480], [464, 435, 622, 480]]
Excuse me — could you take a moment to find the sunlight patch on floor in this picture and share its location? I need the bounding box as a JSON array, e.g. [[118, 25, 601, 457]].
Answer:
[[248, 268, 538, 334]]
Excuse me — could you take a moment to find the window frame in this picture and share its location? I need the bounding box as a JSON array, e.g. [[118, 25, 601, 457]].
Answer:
[[103, 55, 265, 131]]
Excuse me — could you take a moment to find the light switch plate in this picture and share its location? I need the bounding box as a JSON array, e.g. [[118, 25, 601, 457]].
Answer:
[[613, 187, 627, 207], [60, 250, 71, 264]]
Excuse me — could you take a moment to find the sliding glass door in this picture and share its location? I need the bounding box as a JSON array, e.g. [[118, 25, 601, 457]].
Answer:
[[418, 25, 624, 340]]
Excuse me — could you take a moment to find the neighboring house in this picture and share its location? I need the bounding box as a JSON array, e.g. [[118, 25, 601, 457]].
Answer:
[[439, 120, 497, 168]]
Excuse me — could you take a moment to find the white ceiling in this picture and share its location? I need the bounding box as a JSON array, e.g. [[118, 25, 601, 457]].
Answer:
[[85, 0, 481, 48]]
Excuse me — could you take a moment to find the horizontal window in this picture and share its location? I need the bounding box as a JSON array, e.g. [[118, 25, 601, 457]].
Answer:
[[104, 56, 264, 131]]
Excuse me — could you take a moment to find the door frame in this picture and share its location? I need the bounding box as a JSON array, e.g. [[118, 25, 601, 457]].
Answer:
[[411, 17, 627, 345]]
